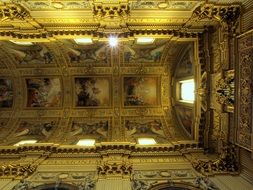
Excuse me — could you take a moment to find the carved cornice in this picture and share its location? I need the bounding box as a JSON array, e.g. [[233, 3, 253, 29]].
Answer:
[[0, 3, 30, 22], [0, 142, 200, 156], [0, 2, 242, 40], [0, 29, 200, 40]]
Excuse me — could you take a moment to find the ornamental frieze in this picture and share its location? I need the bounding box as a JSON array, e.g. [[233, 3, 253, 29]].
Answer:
[[0, 163, 37, 178]]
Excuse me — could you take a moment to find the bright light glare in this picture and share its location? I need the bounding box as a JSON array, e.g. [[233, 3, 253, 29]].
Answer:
[[109, 37, 118, 47], [14, 140, 37, 146], [76, 139, 95, 146], [136, 37, 155, 44], [180, 79, 195, 102], [74, 38, 93, 44], [138, 138, 157, 145], [10, 40, 33, 46]]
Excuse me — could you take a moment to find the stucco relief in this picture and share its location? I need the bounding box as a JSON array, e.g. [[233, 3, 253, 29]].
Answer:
[[237, 33, 253, 150], [133, 169, 195, 179]]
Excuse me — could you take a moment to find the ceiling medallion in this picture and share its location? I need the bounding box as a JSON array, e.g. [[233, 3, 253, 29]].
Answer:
[[158, 2, 168, 9], [51, 2, 64, 9]]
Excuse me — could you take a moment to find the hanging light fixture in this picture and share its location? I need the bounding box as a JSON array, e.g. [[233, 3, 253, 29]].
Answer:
[[108, 36, 118, 47]]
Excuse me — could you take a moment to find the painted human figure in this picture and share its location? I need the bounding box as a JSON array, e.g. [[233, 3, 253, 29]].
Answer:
[[77, 78, 101, 106], [0, 79, 13, 107]]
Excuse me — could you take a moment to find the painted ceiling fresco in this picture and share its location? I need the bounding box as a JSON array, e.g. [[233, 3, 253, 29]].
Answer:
[[62, 40, 110, 66], [1, 41, 55, 66], [75, 77, 110, 107], [122, 39, 168, 65], [0, 78, 13, 108], [66, 118, 110, 144], [0, 38, 195, 145]]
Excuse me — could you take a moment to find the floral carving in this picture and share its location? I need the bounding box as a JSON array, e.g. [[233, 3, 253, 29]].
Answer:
[[0, 164, 37, 178], [97, 162, 132, 176]]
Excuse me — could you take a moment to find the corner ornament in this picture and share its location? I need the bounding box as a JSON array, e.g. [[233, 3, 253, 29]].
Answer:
[[0, 164, 37, 178], [0, 3, 30, 22], [191, 4, 240, 27], [192, 144, 238, 176]]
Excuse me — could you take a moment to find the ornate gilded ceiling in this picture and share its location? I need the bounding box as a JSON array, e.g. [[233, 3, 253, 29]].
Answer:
[[1, 1, 253, 190], [0, 35, 197, 146], [0, 0, 241, 39], [0, 0, 241, 146]]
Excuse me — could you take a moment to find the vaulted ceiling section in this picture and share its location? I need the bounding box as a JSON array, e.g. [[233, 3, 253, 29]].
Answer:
[[0, 0, 250, 152]]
